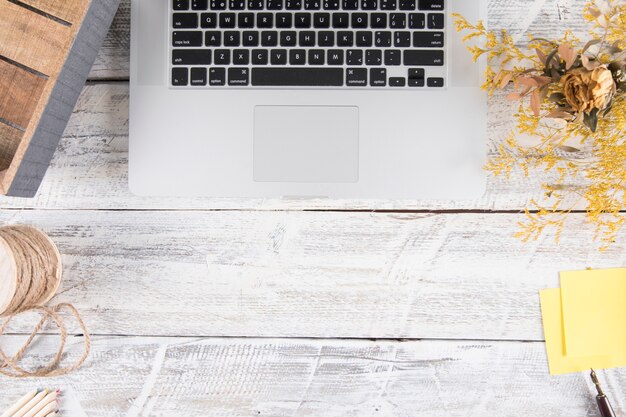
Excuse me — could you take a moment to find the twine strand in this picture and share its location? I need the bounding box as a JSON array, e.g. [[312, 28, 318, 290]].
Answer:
[[0, 226, 91, 378]]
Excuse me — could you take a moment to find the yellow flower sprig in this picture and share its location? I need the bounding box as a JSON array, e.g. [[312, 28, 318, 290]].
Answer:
[[454, 1, 626, 248]]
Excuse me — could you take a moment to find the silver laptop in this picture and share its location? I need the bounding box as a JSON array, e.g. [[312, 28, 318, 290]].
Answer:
[[129, 0, 486, 198]]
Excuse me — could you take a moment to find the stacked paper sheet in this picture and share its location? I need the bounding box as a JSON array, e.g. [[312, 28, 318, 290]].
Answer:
[[540, 268, 626, 375]]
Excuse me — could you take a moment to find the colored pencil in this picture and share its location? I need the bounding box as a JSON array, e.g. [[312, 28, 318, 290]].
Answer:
[[12, 390, 48, 417], [22, 391, 57, 417], [0, 390, 38, 417]]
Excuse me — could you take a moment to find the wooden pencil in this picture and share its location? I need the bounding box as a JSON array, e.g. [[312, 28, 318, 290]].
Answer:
[[31, 401, 57, 417], [21, 391, 57, 417], [12, 390, 48, 417], [0, 390, 38, 417]]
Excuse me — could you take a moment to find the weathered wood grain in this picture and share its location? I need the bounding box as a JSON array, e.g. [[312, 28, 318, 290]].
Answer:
[[0, 123, 23, 172], [19, 0, 90, 24], [0, 209, 623, 339], [89, 0, 591, 80], [0, 59, 47, 129], [0, 336, 624, 417], [0, 0, 73, 76]]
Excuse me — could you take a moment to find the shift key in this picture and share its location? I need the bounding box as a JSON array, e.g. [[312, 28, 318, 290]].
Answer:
[[403, 50, 444, 66]]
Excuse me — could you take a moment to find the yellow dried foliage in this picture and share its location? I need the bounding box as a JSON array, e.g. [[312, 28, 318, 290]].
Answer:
[[454, 1, 626, 248]]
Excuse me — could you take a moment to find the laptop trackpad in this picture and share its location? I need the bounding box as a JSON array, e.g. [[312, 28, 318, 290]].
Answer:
[[253, 106, 359, 183]]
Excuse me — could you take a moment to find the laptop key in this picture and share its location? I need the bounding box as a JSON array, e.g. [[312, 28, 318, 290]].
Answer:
[[408, 68, 425, 86], [314, 12, 331, 28], [172, 49, 212, 65], [257, 13, 274, 27], [389, 77, 406, 86], [371, 13, 387, 28], [399, 0, 415, 10], [233, 49, 250, 64], [280, 31, 297, 46], [375, 31, 391, 47], [361, 0, 377, 10], [276, 13, 293, 27], [324, 0, 340, 9], [295, 13, 312, 27], [384, 49, 401, 65], [299, 31, 316, 46], [210, 0, 226, 9], [390, 13, 406, 28], [308, 49, 325, 64], [418, 0, 443, 10], [215, 49, 231, 64], [192, 0, 209, 9], [337, 31, 353, 46], [327, 49, 344, 65], [413, 31, 443, 47], [332, 13, 349, 28], [347, 49, 363, 65], [238, 13, 254, 27], [356, 31, 372, 47], [352, 13, 368, 28], [173, 13, 198, 28], [365, 49, 382, 65], [370, 68, 386, 86], [201, 12, 217, 27], [219, 13, 236, 27], [289, 49, 307, 64], [174, 0, 190, 10], [242, 31, 259, 46], [267, 0, 283, 9], [318, 31, 335, 46], [209, 67, 226, 85], [403, 49, 444, 65], [346, 68, 367, 86], [248, 0, 264, 8], [228, 68, 249, 85], [270, 49, 288, 64], [286, 0, 302, 9], [427, 77, 444, 87], [261, 31, 278, 46], [304, 0, 321, 9], [190, 67, 207, 85], [252, 49, 269, 64], [172, 68, 188, 85], [173, 31, 203, 47], [380, 0, 396, 9], [428, 13, 444, 29], [394, 31, 411, 47], [408, 13, 425, 28], [251, 68, 343, 86], [224, 31, 240, 46], [205, 31, 221, 46], [229, 0, 245, 9]]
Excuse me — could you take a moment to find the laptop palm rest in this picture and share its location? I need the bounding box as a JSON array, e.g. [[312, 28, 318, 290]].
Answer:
[[253, 106, 359, 183]]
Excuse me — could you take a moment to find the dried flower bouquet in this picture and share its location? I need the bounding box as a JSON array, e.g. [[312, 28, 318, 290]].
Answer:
[[454, 0, 626, 247]]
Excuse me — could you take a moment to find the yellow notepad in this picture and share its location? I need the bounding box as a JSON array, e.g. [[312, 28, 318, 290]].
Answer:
[[539, 288, 626, 375], [560, 268, 626, 358]]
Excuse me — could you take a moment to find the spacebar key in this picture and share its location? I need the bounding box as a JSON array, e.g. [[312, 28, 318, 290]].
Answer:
[[251, 68, 344, 86]]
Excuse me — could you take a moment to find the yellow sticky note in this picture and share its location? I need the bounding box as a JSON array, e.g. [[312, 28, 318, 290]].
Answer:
[[560, 268, 626, 357], [539, 288, 626, 375]]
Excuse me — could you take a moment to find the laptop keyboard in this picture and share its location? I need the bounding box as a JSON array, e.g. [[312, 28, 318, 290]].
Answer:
[[170, 0, 446, 88]]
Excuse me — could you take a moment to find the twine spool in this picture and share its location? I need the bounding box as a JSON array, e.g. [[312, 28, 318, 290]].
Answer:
[[0, 225, 90, 378]]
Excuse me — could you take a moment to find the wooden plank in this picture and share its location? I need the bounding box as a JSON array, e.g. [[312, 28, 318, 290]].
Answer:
[[18, 0, 90, 24], [0, 122, 23, 172], [0, 59, 47, 129], [0, 0, 74, 76], [88, 0, 590, 79], [1, 209, 624, 339], [0, 336, 624, 416]]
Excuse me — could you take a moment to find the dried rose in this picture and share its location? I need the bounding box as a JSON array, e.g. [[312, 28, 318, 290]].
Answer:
[[561, 66, 616, 113]]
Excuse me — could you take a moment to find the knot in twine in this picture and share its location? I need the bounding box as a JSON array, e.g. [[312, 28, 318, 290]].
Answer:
[[0, 225, 90, 378]]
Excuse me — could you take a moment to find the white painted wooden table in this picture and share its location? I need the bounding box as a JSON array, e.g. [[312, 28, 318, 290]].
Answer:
[[1, 1, 625, 416]]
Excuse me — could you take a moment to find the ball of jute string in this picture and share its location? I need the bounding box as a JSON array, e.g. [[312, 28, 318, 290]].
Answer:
[[0, 225, 90, 378]]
